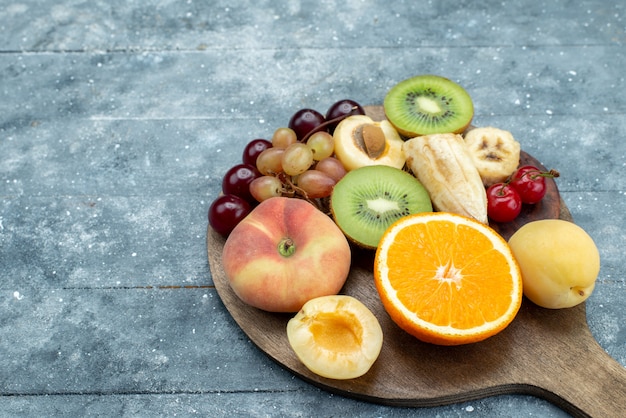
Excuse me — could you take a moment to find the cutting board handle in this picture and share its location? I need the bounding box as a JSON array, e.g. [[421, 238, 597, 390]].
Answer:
[[521, 313, 626, 418], [556, 344, 626, 418]]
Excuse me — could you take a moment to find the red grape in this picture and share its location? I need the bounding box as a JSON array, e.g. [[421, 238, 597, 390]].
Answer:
[[242, 139, 272, 166], [221, 163, 260, 204], [296, 170, 336, 198], [486, 183, 522, 223], [208, 194, 251, 236], [288, 108, 326, 141], [315, 157, 347, 182], [325, 99, 365, 133]]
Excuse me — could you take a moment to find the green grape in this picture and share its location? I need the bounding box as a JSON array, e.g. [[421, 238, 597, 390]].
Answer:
[[271, 127, 298, 149], [256, 147, 285, 175], [282, 143, 314, 176], [249, 175, 283, 202], [306, 131, 335, 161]]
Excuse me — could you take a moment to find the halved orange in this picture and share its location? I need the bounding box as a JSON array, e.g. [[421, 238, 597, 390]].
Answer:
[[374, 212, 522, 345]]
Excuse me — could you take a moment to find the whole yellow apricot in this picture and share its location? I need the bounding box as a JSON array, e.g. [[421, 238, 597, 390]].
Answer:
[[508, 219, 600, 309]]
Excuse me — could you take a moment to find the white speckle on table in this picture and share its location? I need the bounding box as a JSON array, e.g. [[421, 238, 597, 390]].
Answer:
[[6, 4, 28, 14]]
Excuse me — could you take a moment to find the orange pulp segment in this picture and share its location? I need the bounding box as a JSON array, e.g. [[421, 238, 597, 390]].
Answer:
[[374, 212, 522, 345]]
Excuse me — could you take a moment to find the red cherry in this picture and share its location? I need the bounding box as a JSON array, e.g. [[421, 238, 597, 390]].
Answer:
[[509, 166, 546, 204], [509, 165, 559, 204], [486, 183, 522, 223]]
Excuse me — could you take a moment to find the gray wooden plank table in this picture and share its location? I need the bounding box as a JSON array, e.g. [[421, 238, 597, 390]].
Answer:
[[1, 1, 624, 416]]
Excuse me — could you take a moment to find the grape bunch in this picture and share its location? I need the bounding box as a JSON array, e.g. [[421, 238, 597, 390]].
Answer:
[[209, 99, 366, 236]]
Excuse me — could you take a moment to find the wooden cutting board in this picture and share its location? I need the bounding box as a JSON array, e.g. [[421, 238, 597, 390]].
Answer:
[[207, 107, 626, 418]]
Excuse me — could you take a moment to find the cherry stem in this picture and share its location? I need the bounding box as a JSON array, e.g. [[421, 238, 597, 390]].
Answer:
[[495, 185, 509, 197], [495, 167, 560, 197], [504, 168, 560, 186], [299, 106, 359, 143], [531, 168, 560, 179]]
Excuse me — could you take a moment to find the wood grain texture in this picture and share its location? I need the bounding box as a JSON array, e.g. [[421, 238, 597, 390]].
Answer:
[[207, 107, 626, 418]]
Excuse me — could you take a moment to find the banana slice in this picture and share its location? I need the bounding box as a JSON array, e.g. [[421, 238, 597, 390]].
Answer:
[[464, 127, 521, 186]]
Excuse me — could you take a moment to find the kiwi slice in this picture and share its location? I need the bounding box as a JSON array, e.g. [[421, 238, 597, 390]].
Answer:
[[330, 165, 432, 249], [384, 74, 474, 137]]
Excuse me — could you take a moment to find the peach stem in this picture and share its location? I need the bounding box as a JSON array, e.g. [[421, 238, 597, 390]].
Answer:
[[278, 238, 296, 257]]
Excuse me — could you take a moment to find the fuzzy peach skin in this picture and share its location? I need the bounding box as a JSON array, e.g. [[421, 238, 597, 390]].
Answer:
[[222, 197, 351, 312]]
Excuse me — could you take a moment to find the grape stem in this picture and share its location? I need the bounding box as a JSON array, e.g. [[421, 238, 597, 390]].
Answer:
[[270, 106, 360, 215], [275, 172, 330, 215], [299, 106, 359, 143]]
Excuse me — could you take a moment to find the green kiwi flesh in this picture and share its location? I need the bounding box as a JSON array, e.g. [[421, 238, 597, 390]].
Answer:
[[384, 74, 474, 137], [330, 165, 433, 249]]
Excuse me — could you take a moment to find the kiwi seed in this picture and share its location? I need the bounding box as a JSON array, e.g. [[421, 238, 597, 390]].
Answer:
[[330, 165, 432, 249], [383, 74, 474, 137]]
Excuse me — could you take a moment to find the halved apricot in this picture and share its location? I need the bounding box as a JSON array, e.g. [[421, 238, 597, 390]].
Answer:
[[286, 295, 383, 380]]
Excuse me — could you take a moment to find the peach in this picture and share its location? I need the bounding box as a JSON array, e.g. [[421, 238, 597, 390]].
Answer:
[[222, 196, 351, 312]]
